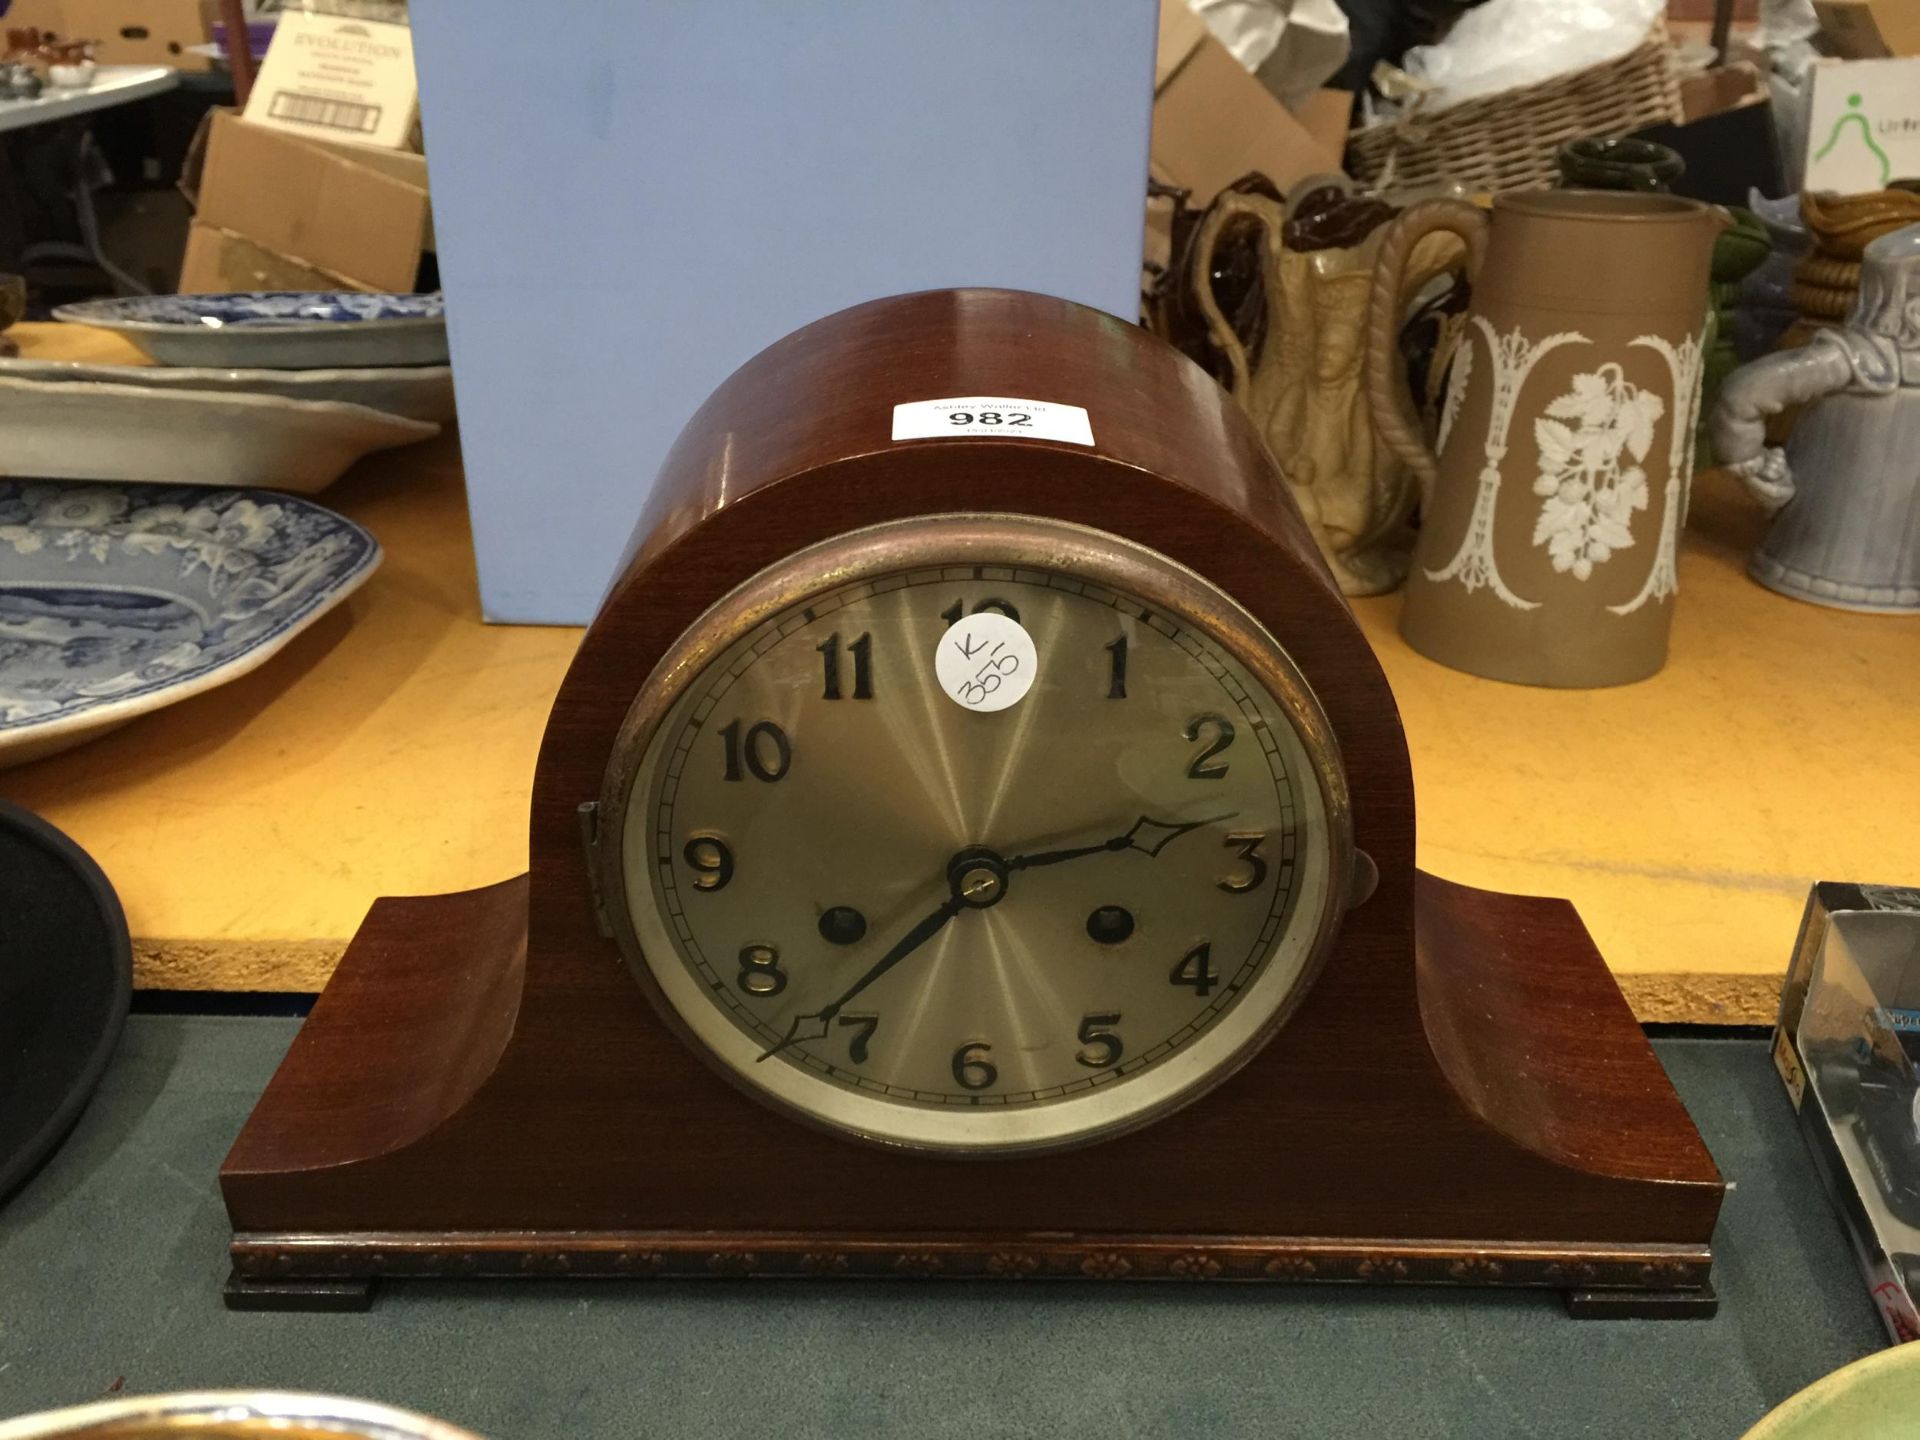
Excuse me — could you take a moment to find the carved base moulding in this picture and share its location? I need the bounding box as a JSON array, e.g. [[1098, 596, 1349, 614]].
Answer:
[[230, 1232, 1710, 1292]]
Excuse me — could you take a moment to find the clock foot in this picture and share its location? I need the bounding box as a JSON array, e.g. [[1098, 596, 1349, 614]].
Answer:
[[1564, 1284, 1718, 1320], [223, 1268, 376, 1313]]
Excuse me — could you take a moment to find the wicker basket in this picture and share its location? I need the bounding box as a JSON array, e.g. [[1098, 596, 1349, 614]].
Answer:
[[1347, 20, 1684, 195]]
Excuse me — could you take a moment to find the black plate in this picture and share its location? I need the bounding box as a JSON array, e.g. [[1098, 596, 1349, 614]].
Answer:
[[0, 799, 131, 1202]]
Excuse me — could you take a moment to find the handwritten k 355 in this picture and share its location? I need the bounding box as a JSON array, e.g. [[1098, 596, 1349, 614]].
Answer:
[[934, 610, 1037, 713]]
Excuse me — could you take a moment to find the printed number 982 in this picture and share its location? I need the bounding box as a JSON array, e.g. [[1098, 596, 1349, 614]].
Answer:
[[947, 411, 1032, 427]]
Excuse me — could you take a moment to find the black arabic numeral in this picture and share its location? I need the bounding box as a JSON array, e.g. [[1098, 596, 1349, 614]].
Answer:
[[952, 1041, 997, 1091], [736, 944, 786, 997], [1007, 412, 1031, 426], [848, 632, 873, 699], [683, 835, 733, 891], [948, 411, 973, 425], [1170, 942, 1218, 997], [1183, 713, 1235, 779], [1075, 1013, 1124, 1068], [817, 633, 841, 700], [1105, 634, 1127, 699], [720, 718, 791, 782], [940, 597, 1022, 627], [818, 632, 876, 702], [837, 1013, 879, 1064], [1217, 831, 1270, 893]]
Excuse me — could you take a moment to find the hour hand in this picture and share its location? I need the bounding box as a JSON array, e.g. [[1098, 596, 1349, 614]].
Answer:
[[757, 895, 964, 1063], [759, 1009, 831, 1062], [1007, 812, 1235, 871]]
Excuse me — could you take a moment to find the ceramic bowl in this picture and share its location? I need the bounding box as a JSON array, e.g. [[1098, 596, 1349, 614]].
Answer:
[[0, 355, 457, 424], [0, 373, 438, 491], [0, 1391, 489, 1440], [1556, 136, 1687, 192], [0, 482, 380, 766], [1742, 1346, 1920, 1439], [52, 291, 448, 368], [1801, 190, 1920, 261]]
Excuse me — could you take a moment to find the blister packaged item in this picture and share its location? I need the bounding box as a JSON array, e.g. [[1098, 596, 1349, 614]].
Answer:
[[1775, 881, 1920, 1343]]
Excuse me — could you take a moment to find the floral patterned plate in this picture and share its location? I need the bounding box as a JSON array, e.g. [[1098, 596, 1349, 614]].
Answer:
[[0, 483, 380, 767], [53, 292, 447, 369]]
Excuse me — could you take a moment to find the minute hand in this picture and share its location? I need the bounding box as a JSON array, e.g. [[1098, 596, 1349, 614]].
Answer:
[[1006, 812, 1236, 871]]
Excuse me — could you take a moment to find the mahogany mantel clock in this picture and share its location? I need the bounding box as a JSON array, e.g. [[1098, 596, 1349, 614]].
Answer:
[[221, 289, 1723, 1312]]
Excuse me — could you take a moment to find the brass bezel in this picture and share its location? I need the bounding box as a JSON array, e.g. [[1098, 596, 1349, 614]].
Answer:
[[594, 513, 1353, 1155]]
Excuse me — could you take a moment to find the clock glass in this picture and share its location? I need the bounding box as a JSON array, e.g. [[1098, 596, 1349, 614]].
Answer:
[[599, 514, 1351, 1153]]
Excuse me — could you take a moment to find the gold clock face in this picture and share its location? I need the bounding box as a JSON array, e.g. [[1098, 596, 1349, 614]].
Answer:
[[600, 515, 1350, 1153]]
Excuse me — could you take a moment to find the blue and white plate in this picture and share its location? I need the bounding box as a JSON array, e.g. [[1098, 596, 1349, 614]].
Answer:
[[0, 483, 380, 766], [53, 292, 448, 369]]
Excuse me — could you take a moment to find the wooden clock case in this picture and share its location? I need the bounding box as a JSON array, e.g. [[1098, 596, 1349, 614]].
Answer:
[[221, 289, 1723, 1312]]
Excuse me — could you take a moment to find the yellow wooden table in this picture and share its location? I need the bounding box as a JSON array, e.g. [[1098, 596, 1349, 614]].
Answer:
[[5, 323, 1915, 1019]]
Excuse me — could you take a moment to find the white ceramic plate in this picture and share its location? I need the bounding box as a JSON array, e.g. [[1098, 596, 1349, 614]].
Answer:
[[0, 1391, 487, 1440], [0, 374, 438, 492], [0, 355, 457, 424], [0, 482, 380, 767], [53, 292, 447, 369]]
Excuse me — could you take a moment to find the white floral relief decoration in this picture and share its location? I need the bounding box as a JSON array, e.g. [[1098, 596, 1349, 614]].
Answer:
[[1435, 338, 1472, 454], [1609, 329, 1706, 616], [1529, 364, 1665, 580], [1423, 317, 1587, 610]]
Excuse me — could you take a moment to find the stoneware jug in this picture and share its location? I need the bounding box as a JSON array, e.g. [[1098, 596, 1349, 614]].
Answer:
[[1192, 182, 1466, 596], [1711, 223, 1920, 613], [1367, 190, 1727, 687]]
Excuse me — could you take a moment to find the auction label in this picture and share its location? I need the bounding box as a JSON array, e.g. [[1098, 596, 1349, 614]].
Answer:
[[936, 612, 1037, 713], [891, 396, 1093, 446]]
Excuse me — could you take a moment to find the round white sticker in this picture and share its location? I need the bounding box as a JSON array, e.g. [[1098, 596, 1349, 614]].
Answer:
[[935, 611, 1037, 713]]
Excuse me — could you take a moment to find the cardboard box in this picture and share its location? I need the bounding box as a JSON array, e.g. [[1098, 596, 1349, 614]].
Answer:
[[180, 220, 355, 292], [1291, 88, 1353, 160], [1152, 1, 1342, 202], [62, 0, 212, 71], [243, 9, 418, 152], [3, 0, 71, 44], [1634, 61, 1783, 206], [1815, 0, 1920, 59], [1680, 61, 1768, 125], [180, 108, 431, 293], [1804, 55, 1920, 192]]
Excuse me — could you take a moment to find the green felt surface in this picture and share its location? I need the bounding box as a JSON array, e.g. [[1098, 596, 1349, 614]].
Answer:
[[0, 1021, 1888, 1439]]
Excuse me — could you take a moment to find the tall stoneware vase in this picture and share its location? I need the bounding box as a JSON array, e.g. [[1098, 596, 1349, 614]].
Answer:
[[1367, 191, 1728, 687]]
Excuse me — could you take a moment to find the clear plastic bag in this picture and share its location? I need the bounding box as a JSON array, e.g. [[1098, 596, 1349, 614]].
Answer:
[[1399, 0, 1665, 112]]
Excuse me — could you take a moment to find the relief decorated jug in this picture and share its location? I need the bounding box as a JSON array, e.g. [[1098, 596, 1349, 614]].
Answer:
[[1367, 191, 1728, 688], [1188, 181, 1468, 597]]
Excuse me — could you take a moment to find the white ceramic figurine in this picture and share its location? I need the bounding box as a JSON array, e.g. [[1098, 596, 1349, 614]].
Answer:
[[1713, 223, 1920, 612]]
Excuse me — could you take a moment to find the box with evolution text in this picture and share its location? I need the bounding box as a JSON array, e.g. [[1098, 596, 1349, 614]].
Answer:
[[242, 10, 419, 152]]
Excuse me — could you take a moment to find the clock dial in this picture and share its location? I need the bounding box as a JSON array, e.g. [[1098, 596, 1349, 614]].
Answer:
[[603, 515, 1349, 1152]]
